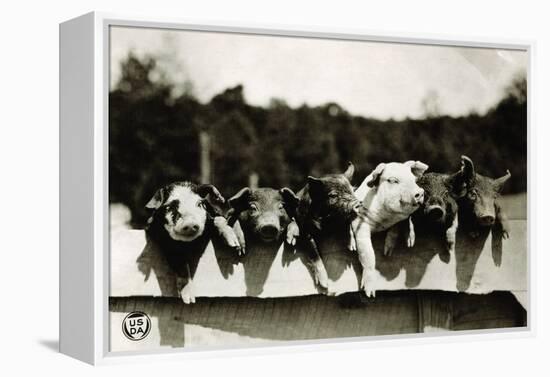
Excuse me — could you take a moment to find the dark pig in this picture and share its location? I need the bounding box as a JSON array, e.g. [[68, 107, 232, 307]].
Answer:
[[409, 160, 470, 254], [288, 162, 362, 291], [457, 156, 511, 237], [227, 187, 300, 250]]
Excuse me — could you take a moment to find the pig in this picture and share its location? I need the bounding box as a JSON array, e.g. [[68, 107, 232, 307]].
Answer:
[[408, 161, 470, 254], [287, 162, 362, 291], [456, 156, 511, 238], [226, 187, 300, 250], [145, 181, 241, 303], [351, 160, 428, 297]]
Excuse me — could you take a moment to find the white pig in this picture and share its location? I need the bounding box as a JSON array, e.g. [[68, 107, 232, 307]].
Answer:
[[351, 161, 429, 297]]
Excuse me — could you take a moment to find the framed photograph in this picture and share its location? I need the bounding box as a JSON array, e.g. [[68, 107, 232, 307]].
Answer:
[[60, 12, 531, 364]]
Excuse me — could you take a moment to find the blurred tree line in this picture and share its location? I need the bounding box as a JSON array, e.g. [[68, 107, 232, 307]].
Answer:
[[110, 53, 527, 227]]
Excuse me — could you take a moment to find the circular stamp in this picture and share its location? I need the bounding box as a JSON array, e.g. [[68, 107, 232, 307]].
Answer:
[[122, 311, 151, 341]]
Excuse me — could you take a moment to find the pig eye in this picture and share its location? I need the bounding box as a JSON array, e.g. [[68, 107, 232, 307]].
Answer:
[[196, 200, 206, 208], [328, 192, 338, 198], [278, 203, 284, 210], [387, 177, 399, 184]]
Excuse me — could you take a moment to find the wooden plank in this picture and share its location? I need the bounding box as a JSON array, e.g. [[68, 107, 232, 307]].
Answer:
[[109, 293, 419, 352], [109, 291, 525, 352], [451, 292, 527, 331], [110, 220, 527, 298], [417, 292, 453, 332]]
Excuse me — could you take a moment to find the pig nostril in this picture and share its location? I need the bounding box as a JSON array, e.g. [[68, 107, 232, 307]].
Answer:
[[479, 216, 495, 226], [427, 206, 444, 220], [182, 223, 200, 233]]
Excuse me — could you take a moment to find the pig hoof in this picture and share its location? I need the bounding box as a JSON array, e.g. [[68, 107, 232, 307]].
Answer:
[[180, 284, 196, 304], [348, 238, 357, 252], [318, 275, 329, 291], [286, 235, 297, 247], [363, 287, 376, 298], [502, 230, 510, 240], [314, 270, 329, 291], [446, 242, 455, 254], [383, 244, 394, 256], [361, 274, 376, 298], [286, 223, 299, 246]]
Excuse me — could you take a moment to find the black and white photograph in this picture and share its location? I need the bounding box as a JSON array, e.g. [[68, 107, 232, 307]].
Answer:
[[107, 25, 528, 352]]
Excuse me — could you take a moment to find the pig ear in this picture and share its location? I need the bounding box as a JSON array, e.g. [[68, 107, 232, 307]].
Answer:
[[459, 155, 476, 186], [343, 162, 355, 182], [366, 163, 385, 187], [145, 187, 167, 210], [196, 184, 226, 205], [493, 170, 511, 192], [307, 176, 323, 192], [197, 184, 227, 215], [404, 160, 429, 178], [228, 187, 251, 212], [447, 172, 468, 198], [280, 187, 300, 215]]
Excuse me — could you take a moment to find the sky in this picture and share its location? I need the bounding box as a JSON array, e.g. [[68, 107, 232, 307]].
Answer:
[[110, 26, 527, 120]]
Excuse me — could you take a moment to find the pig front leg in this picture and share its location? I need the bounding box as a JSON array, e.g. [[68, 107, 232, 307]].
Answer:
[[495, 202, 510, 239], [348, 225, 357, 252], [179, 265, 196, 304], [445, 213, 458, 253], [180, 279, 196, 304], [351, 217, 376, 298], [213, 216, 244, 255], [383, 219, 413, 256], [407, 216, 416, 248], [233, 221, 247, 253], [285, 219, 300, 247], [303, 235, 329, 292]]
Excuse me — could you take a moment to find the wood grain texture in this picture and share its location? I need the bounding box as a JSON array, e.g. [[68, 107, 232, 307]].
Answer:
[[110, 220, 527, 299], [109, 291, 526, 352]]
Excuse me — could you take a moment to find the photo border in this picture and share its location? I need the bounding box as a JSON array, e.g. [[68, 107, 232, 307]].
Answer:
[[95, 12, 534, 365]]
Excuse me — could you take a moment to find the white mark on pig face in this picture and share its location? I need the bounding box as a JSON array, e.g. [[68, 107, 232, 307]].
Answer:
[[366, 161, 428, 214], [159, 186, 208, 242]]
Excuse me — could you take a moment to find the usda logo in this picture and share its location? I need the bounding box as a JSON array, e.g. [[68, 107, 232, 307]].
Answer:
[[122, 312, 151, 341]]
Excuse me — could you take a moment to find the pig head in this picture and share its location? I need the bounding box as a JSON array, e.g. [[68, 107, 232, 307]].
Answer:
[[228, 187, 299, 246], [354, 160, 428, 232], [301, 163, 362, 230], [457, 155, 511, 232], [146, 182, 225, 243]]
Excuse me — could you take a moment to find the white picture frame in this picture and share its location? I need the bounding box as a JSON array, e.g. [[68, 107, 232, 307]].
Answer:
[[60, 11, 534, 365]]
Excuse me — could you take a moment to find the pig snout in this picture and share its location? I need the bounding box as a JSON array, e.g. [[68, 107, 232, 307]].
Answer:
[[175, 219, 202, 238], [413, 187, 424, 205], [424, 196, 445, 221], [478, 215, 495, 226], [256, 215, 282, 242], [259, 223, 280, 240], [475, 201, 496, 226], [426, 205, 445, 221], [350, 199, 362, 214]]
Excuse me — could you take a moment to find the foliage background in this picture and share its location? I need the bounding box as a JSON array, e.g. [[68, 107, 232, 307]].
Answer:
[[109, 53, 527, 227]]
